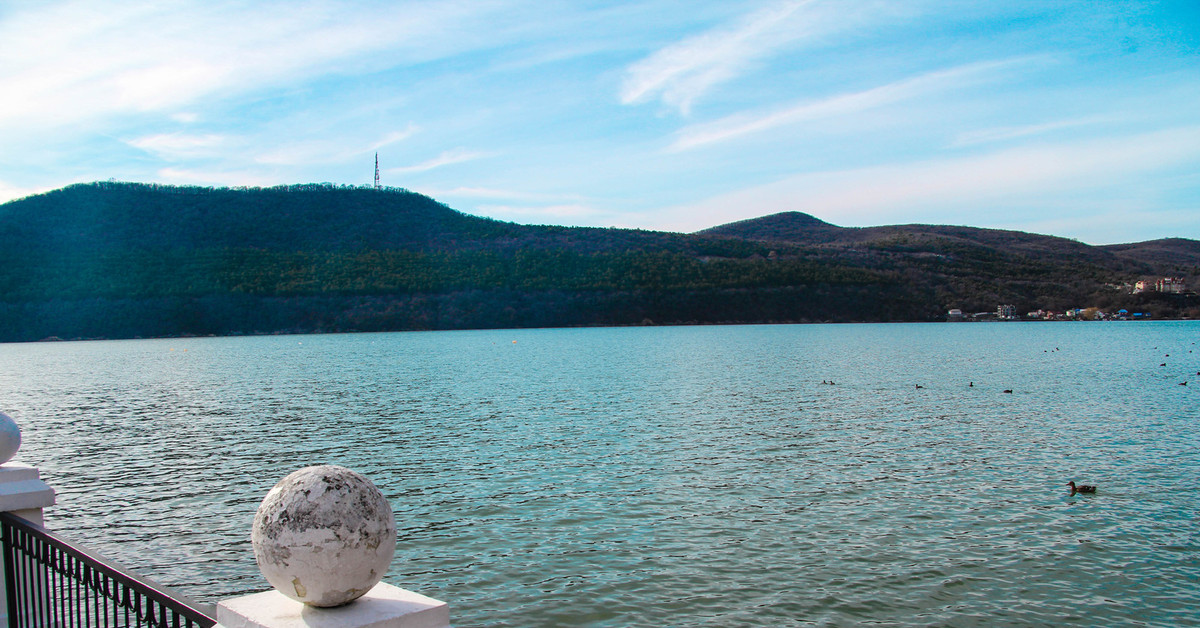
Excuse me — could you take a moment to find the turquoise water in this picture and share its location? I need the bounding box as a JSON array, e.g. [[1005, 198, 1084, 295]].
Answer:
[[0, 322, 1197, 626]]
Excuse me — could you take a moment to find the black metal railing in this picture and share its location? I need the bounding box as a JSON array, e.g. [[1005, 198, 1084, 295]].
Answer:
[[0, 512, 215, 628]]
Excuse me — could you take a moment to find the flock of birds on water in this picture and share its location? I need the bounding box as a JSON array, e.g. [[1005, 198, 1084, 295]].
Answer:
[[819, 340, 1196, 497]]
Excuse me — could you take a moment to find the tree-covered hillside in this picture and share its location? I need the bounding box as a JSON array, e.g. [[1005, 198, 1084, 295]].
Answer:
[[0, 182, 1194, 341]]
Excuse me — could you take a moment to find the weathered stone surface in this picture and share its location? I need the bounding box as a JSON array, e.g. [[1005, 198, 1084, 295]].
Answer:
[[252, 465, 396, 607], [0, 413, 20, 464], [216, 583, 450, 628]]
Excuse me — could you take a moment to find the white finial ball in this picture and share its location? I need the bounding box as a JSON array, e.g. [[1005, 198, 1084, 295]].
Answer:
[[252, 465, 396, 607], [0, 413, 21, 464]]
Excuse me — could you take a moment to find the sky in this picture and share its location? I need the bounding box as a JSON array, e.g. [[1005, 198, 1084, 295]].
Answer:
[[2, 0, 1199, 244]]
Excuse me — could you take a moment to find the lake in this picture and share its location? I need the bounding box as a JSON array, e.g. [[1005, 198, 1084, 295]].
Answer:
[[1, 322, 1197, 626]]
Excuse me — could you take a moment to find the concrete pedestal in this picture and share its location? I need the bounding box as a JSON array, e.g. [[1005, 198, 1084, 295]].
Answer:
[[0, 463, 56, 524], [217, 583, 450, 628], [0, 463, 56, 625]]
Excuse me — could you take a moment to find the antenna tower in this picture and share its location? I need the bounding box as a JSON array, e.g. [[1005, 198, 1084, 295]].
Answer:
[[374, 152, 381, 190]]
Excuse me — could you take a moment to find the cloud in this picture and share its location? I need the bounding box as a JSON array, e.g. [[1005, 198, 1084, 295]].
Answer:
[[170, 112, 199, 124], [620, 1, 813, 114], [949, 116, 1113, 147], [386, 149, 493, 175], [422, 186, 585, 203], [157, 167, 278, 188], [670, 59, 1024, 151], [126, 133, 228, 159], [0, 180, 47, 205], [256, 128, 417, 166], [655, 126, 1200, 236], [0, 1, 507, 132], [477, 203, 607, 223]]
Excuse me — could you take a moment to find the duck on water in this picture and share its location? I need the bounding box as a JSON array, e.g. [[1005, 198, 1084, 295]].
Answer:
[[1068, 481, 1097, 495]]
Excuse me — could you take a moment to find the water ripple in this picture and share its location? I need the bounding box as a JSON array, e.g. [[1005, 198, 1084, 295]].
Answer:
[[0, 322, 1197, 626]]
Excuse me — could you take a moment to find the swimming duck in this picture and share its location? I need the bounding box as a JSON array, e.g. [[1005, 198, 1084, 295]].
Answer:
[[1067, 481, 1096, 495]]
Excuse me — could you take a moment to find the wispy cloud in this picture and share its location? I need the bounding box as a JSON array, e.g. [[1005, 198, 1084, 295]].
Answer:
[[126, 133, 228, 159], [655, 126, 1200, 238], [256, 128, 417, 166], [386, 149, 493, 175], [620, 0, 812, 115], [0, 180, 48, 205], [478, 203, 606, 223], [949, 116, 1113, 147], [423, 186, 585, 203], [157, 167, 278, 188], [670, 59, 1022, 151], [0, 1, 507, 132]]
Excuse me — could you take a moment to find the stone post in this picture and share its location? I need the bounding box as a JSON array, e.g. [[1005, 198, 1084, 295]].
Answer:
[[215, 465, 449, 628], [217, 584, 450, 628], [0, 463, 56, 526], [0, 413, 56, 626]]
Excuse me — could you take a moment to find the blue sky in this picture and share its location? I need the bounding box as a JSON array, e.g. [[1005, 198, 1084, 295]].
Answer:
[[2, 1, 1198, 244]]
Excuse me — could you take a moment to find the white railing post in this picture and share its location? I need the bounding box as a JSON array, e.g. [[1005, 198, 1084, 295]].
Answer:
[[0, 412, 56, 626]]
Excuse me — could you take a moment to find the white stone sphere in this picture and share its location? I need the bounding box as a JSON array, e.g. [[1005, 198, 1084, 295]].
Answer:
[[0, 413, 20, 464], [252, 465, 396, 607]]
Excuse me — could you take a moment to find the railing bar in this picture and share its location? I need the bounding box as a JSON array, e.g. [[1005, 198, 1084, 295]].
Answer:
[[103, 572, 110, 628], [2, 519, 15, 628], [45, 544, 53, 628], [83, 563, 89, 628], [59, 549, 67, 628], [71, 553, 78, 628], [15, 528, 26, 628], [39, 535, 49, 628], [43, 535, 53, 628], [27, 534, 38, 628], [20, 527, 30, 628], [0, 514, 213, 625], [42, 536, 53, 628], [17, 529, 29, 628], [71, 553, 80, 628], [115, 574, 122, 628], [8, 521, 19, 628], [47, 543, 56, 628], [26, 532, 35, 628], [62, 552, 69, 628], [53, 544, 62, 628], [34, 535, 46, 628], [25, 530, 37, 628], [0, 513, 216, 628], [102, 571, 108, 628], [85, 564, 94, 628]]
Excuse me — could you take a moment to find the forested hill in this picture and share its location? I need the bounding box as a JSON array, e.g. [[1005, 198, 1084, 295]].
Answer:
[[0, 182, 1195, 341], [2, 182, 697, 254]]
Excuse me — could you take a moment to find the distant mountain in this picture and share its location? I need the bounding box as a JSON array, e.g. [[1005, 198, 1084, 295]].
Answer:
[[1100, 238, 1200, 272], [698, 211, 845, 244], [0, 182, 1194, 341], [701, 212, 1146, 273]]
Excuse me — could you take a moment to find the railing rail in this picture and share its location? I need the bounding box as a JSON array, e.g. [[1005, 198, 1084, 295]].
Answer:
[[0, 512, 215, 628]]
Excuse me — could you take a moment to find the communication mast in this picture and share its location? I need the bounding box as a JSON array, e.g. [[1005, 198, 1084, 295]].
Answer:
[[374, 152, 381, 190]]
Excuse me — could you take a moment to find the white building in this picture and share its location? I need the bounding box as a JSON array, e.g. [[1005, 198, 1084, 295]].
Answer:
[[1156, 277, 1186, 294]]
